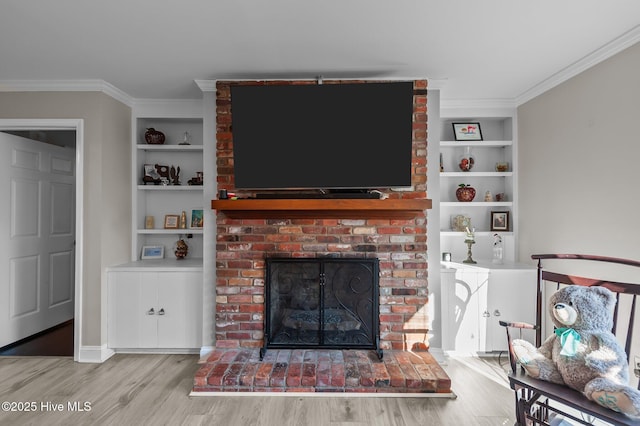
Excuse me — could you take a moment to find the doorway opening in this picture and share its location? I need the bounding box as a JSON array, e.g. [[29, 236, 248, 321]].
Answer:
[[0, 120, 83, 360]]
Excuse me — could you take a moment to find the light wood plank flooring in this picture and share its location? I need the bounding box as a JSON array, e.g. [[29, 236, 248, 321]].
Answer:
[[0, 353, 515, 425]]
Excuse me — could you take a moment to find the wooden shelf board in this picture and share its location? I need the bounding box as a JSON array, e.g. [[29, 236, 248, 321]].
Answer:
[[211, 198, 432, 219]]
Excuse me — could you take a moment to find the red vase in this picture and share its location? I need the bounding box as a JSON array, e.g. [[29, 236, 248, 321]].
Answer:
[[456, 184, 476, 202], [145, 128, 165, 145]]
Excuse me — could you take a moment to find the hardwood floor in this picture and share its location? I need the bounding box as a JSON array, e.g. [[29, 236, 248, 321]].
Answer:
[[0, 353, 516, 425], [0, 320, 73, 357]]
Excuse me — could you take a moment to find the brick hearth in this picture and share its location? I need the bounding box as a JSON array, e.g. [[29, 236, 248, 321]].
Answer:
[[193, 349, 451, 394]]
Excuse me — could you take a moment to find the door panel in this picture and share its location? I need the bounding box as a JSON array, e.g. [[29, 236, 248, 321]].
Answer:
[[49, 251, 73, 306], [10, 255, 40, 317], [0, 132, 75, 347], [11, 178, 40, 238], [50, 182, 73, 235]]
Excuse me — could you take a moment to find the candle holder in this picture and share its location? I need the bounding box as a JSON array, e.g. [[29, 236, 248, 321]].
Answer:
[[463, 227, 477, 264], [463, 239, 477, 264]]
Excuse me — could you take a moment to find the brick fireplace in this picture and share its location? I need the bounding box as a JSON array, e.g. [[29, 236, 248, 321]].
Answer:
[[213, 79, 429, 352]]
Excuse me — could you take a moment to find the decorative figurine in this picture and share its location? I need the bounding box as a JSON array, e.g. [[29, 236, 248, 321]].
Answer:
[[142, 164, 162, 185], [179, 131, 191, 145], [180, 211, 187, 229], [155, 164, 170, 185], [170, 165, 181, 185], [493, 233, 504, 264], [175, 238, 188, 259], [188, 171, 203, 186]]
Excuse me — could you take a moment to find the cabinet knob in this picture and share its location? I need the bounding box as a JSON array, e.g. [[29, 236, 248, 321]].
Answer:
[[158, 308, 165, 316], [493, 309, 501, 317], [482, 310, 490, 318], [147, 308, 155, 315]]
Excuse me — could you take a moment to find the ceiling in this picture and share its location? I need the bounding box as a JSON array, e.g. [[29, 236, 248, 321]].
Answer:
[[1, 1, 639, 104]]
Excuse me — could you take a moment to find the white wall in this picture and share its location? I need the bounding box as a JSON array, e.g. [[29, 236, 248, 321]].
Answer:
[[518, 42, 640, 381], [518, 41, 640, 278]]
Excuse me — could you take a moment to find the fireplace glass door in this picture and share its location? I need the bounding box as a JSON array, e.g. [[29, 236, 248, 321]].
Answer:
[[263, 258, 380, 358]]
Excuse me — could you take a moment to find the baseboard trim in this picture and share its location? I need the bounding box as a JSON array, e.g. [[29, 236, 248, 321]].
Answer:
[[199, 345, 215, 362], [78, 345, 115, 363], [110, 348, 201, 355]]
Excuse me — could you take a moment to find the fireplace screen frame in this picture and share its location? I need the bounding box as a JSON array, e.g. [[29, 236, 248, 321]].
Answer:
[[262, 257, 381, 359]]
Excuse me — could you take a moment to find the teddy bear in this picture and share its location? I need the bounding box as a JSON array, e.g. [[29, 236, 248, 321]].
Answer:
[[512, 285, 640, 418]]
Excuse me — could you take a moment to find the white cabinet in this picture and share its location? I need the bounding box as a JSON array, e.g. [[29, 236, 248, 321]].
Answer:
[[133, 117, 204, 262], [441, 261, 536, 353], [107, 261, 203, 350], [439, 115, 517, 262]]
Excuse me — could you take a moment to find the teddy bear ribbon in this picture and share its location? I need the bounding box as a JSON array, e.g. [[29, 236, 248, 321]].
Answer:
[[554, 327, 581, 356]]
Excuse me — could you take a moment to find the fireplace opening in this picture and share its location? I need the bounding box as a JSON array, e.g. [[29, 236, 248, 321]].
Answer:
[[262, 257, 381, 360]]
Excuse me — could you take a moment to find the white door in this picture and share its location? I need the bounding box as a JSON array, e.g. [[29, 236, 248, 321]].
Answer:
[[0, 132, 75, 347]]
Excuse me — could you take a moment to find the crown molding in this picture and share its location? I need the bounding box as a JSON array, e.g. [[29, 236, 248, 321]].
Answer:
[[0, 79, 134, 106], [195, 80, 217, 92], [516, 24, 640, 106]]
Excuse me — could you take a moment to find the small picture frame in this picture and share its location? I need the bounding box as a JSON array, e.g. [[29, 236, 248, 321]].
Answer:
[[451, 214, 471, 232], [141, 245, 164, 260], [190, 209, 203, 229], [452, 122, 483, 141], [164, 214, 180, 229], [491, 211, 509, 231]]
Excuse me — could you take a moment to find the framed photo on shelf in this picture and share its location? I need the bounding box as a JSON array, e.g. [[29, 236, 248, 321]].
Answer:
[[452, 122, 483, 141], [190, 209, 203, 229], [451, 214, 471, 232], [141, 245, 164, 260], [164, 214, 180, 229], [491, 211, 509, 231]]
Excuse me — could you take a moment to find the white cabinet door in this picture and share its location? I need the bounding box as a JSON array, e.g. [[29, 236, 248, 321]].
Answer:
[[484, 269, 536, 351], [108, 272, 144, 348], [155, 272, 202, 348], [457, 268, 489, 353], [139, 274, 159, 348], [441, 265, 489, 353]]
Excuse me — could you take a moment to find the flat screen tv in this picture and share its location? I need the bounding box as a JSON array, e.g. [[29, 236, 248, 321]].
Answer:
[[230, 81, 414, 190]]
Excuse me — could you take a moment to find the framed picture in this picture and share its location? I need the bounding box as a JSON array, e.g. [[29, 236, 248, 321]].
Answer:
[[451, 214, 471, 232], [190, 209, 203, 229], [141, 245, 164, 260], [452, 122, 483, 141], [491, 211, 509, 231], [164, 214, 180, 229]]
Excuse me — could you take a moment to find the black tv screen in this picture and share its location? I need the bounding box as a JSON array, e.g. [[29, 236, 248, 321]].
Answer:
[[230, 81, 414, 190]]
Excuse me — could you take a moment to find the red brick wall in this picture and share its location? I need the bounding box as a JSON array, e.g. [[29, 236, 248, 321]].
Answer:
[[214, 79, 429, 350]]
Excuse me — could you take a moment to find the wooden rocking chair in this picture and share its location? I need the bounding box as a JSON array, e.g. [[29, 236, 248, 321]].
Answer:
[[500, 254, 640, 426]]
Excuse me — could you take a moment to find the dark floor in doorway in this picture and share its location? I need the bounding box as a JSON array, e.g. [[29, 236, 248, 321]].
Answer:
[[0, 320, 73, 357]]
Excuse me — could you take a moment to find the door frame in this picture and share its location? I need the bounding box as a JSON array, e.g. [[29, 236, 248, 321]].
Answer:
[[0, 119, 83, 361]]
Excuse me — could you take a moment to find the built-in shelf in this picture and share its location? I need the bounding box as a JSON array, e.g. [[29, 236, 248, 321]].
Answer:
[[440, 231, 514, 237], [211, 198, 432, 219], [440, 172, 513, 177], [137, 185, 203, 191], [440, 201, 512, 207], [108, 258, 204, 272], [136, 229, 203, 235], [440, 141, 512, 147], [136, 144, 203, 151]]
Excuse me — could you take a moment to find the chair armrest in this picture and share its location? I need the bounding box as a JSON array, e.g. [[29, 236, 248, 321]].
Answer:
[[499, 320, 537, 330], [499, 320, 539, 374]]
